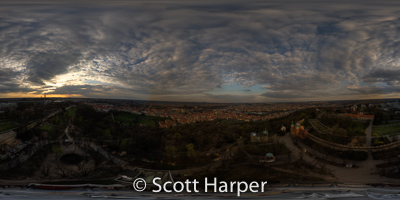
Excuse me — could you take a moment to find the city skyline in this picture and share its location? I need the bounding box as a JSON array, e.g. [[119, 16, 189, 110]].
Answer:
[[1, 0, 400, 103]]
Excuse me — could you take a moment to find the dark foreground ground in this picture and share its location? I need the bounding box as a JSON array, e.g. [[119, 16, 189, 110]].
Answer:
[[1, 186, 400, 200]]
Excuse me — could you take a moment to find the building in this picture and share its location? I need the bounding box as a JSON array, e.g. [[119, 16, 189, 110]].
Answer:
[[0, 103, 17, 109], [280, 125, 286, 132], [0, 131, 17, 151], [344, 113, 374, 121], [290, 119, 309, 139], [159, 119, 176, 128], [92, 104, 112, 112], [250, 128, 269, 142], [259, 153, 276, 163], [0, 131, 17, 145]]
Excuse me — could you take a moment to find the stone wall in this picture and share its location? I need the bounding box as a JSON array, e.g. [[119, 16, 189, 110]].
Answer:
[[308, 133, 400, 152]]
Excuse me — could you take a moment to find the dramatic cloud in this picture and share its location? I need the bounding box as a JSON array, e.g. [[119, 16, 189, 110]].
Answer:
[[363, 69, 400, 83], [1, 0, 400, 102]]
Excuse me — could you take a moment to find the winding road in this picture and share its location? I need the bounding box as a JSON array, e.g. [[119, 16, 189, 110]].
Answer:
[[280, 130, 400, 184]]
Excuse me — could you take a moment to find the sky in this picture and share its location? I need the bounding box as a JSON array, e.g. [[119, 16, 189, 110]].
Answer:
[[1, 0, 400, 103]]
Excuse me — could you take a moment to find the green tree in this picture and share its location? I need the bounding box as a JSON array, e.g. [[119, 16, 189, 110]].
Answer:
[[185, 143, 196, 158], [52, 144, 64, 159], [173, 132, 182, 141], [104, 129, 112, 140], [334, 128, 347, 136], [373, 139, 384, 146], [165, 145, 178, 160], [120, 138, 133, 151]]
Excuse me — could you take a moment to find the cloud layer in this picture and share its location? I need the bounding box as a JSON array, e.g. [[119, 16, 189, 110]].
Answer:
[[1, 0, 400, 102]]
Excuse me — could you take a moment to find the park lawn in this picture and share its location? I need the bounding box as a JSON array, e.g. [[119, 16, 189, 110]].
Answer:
[[385, 121, 400, 125], [39, 124, 60, 140], [309, 119, 329, 133], [244, 143, 291, 156], [39, 123, 56, 133], [0, 122, 17, 132], [372, 125, 400, 136], [346, 121, 367, 136], [114, 112, 165, 127], [65, 107, 77, 118]]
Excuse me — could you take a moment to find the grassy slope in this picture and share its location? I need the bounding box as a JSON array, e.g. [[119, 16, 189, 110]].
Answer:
[[372, 125, 400, 136], [0, 122, 17, 132]]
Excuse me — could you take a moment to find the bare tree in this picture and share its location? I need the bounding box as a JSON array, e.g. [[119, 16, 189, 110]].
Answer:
[[77, 161, 92, 177], [55, 163, 69, 178], [285, 152, 292, 164], [393, 135, 398, 143], [108, 153, 115, 163], [40, 165, 50, 177], [52, 144, 63, 160], [298, 151, 304, 161], [94, 156, 103, 170]]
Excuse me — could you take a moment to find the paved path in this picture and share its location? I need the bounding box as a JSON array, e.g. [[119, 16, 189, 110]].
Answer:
[[280, 134, 320, 166], [280, 132, 400, 184], [365, 120, 373, 147], [89, 143, 129, 167], [64, 115, 74, 142]]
